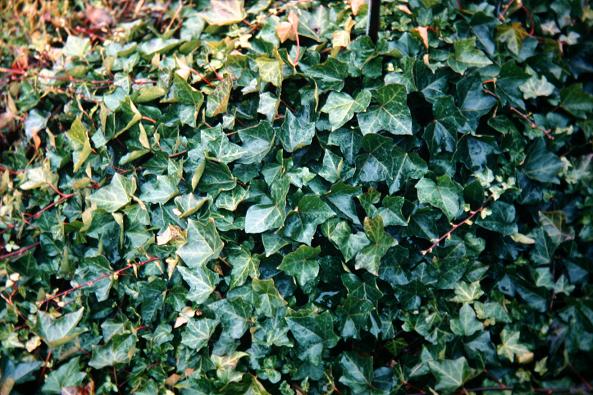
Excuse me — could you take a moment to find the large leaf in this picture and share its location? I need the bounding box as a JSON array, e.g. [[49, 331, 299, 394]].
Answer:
[[37, 308, 85, 348], [321, 90, 372, 130], [177, 219, 224, 268], [415, 175, 464, 221], [357, 84, 412, 135]]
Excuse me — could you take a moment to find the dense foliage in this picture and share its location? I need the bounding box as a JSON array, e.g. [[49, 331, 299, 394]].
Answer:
[[1, 0, 593, 393]]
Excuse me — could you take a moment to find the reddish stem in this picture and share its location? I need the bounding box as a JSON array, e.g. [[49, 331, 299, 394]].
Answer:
[[421, 203, 489, 256], [38, 257, 160, 307], [0, 242, 40, 260]]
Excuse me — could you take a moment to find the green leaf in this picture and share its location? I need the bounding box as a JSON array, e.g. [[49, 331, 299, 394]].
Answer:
[[89, 335, 137, 369], [357, 84, 412, 135], [178, 265, 219, 304], [318, 149, 344, 183], [90, 173, 136, 213], [286, 310, 339, 365], [560, 84, 593, 119], [202, 124, 246, 163], [140, 175, 179, 204], [355, 216, 396, 275], [245, 203, 284, 234], [37, 308, 85, 348], [238, 121, 275, 164], [42, 357, 86, 394], [428, 357, 473, 392], [496, 23, 528, 56], [181, 317, 219, 350], [322, 219, 370, 262], [497, 329, 532, 363], [476, 201, 518, 236], [228, 245, 260, 289], [283, 194, 335, 245], [177, 219, 224, 268], [520, 75, 555, 100], [278, 245, 320, 287], [256, 55, 283, 87], [415, 175, 464, 221], [523, 139, 563, 183], [450, 304, 483, 337], [278, 110, 316, 152], [206, 75, 233, 117], [66, 116, 92, 172], [451, 38, 492, 71], [339, 352, 373, 393], [72, 256, 112, 302], [321, 90, 372, 130], [451, 281, 484, 303]]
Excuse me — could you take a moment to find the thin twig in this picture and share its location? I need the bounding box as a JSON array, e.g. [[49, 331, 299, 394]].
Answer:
[[37, 256, 160, 308], [0, 242, 40, 260], [421, 200, 491, 256]]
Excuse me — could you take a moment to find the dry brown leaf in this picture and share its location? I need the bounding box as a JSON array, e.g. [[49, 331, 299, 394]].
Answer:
[[415, 26, 429, 48], [85, 5, 113, 29], [398, 4, 413, 15], [200, 0, 246, 26], [351, 0, 367, 15], [276, 11, 299, 43]]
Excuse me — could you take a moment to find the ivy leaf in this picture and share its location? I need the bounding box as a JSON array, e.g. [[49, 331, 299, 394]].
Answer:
[[339, 352, 374, 393], [89, 335, 137, 369], [322, 219, 370, 262], [72, 256, 112, 302], [560, 84, 593, 119], [90, 173, 136, 213], [245, 203, 284, 234], [37, 308, 85, 348], [497, 23, 528, 56], [181, 318, 219, 350], [497, 329, 532, 363], [278, 245, 321, 288], [278, 110, 315, 153], [228, 245, 260, 289], [477, 201, 518, 236], [355, 216, 397, 275], [357, 84, 412, 135], [42, 357, 86, 394], [206, 75, 233, 117], [416, 175, 464, 221], [178, 265, 219, 304], [140, 175, 179, 204], [523, 139, 563, 184], [286, 310, 339, 365], [451, 281, 484, 303], [450, 304, 483, 337], [256, 55, 283, 87], [283, 194, 335, 245], [450, 38, 493, 73], [321, 90, 372, 130], [428, 357, 473, 392], [200, 0, 246, 26], [66, 117, 92, 172], [238, 121, 275, 164], [177, 219, 224, 268], [357, 134, 427, 193]]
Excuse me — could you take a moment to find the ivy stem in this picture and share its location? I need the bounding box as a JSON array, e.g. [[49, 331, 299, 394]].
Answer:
[[37, 256, 160, 308], [0, 242, 40, 260], [421, 200, 491, 256]]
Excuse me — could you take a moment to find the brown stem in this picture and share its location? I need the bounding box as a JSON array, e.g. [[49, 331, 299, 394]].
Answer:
[[0, 242, 40, 260], [38, 257, 160, 308], [421, 200, 491, 256]]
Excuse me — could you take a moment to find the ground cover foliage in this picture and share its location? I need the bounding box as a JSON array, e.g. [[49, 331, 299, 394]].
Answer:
[[1, 0, 593, 393]]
